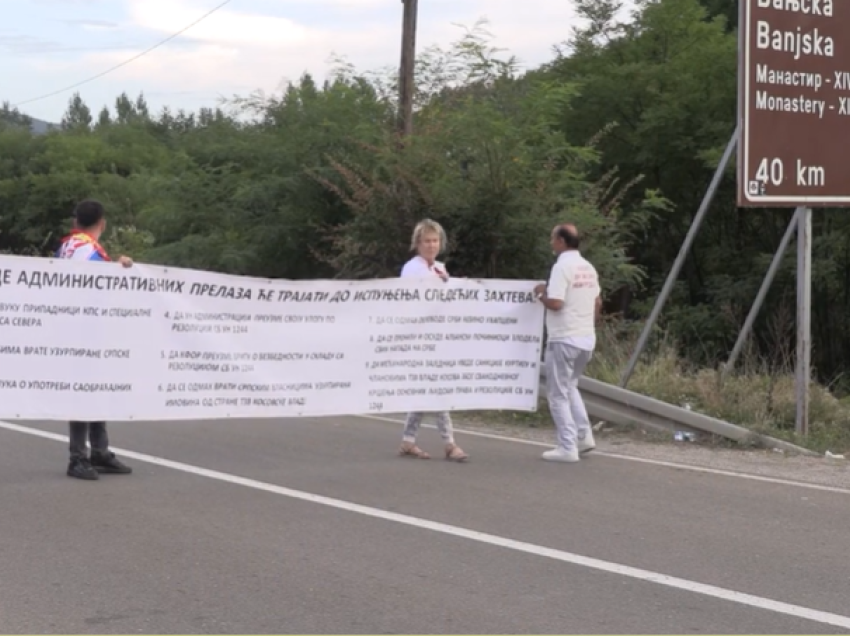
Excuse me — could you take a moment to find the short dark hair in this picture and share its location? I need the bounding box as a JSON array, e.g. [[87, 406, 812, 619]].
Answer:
[[556, 224, 580, 249], [73, 199, 105, 230]]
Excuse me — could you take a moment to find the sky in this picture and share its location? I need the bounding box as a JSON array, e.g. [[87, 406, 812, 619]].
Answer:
[[0, 0, 593, 123]]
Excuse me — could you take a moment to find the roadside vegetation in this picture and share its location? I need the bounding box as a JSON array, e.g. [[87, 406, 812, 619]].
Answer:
[[479, 318, 850, 455]]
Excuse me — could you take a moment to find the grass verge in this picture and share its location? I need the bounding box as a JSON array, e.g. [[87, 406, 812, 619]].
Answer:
[[459, 320, 850, 456]]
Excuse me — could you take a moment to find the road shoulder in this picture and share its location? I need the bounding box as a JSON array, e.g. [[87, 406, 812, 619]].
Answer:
[[372, 413, 850, 493]]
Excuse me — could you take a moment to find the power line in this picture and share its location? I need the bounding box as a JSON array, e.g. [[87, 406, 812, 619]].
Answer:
[[13, 0, 235, 108]]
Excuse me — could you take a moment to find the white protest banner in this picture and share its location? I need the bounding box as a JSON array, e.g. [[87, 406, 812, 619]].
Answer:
[[0, 254, 545, 422]]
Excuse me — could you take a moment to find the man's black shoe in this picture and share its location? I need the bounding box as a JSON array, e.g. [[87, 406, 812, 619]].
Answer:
[[91, 452, 132, 474], [67, 458, 99, 480]]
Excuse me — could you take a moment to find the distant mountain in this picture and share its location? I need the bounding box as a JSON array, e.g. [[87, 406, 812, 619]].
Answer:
[[0, 104, 59, 134], [29, 117, 58, 135]]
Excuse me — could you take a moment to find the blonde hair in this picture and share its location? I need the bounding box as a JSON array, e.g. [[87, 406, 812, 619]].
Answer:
[[410, 218, 447, 254]]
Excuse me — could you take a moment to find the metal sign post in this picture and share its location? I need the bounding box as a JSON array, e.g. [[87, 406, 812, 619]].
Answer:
[[796, 207, 812, 435], [619, 131, 737, 388], [722, 207, 802, 381], [736, 0, 848, 435]]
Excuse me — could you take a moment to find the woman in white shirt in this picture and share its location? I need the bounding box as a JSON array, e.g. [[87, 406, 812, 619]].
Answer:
[[398, 219, 469, 462]]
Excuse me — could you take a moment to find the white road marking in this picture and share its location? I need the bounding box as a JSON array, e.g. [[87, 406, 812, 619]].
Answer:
[[357, 414, 850, 496], [2, 418, 850, 630]]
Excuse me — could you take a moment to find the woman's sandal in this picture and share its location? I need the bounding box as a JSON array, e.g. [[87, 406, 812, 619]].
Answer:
[[445, 443, 469, 462], [399, 442, 430, 459]]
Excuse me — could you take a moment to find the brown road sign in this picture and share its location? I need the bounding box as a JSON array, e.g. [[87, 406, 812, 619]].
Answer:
[[737, 0, 850, 207]]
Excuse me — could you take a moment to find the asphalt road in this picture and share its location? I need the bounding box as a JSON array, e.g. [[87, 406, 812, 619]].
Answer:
[[1, 415, 849, 634]]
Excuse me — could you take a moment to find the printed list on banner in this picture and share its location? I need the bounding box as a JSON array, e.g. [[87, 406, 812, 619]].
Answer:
[[0, 255, 545, 422]]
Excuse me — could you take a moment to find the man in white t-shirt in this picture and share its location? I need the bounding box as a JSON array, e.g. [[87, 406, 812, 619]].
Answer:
[[533, 223, 601, 463]]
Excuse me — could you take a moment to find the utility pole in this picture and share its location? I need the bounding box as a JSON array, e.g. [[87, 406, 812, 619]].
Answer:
[[397, 0, 418, 137]]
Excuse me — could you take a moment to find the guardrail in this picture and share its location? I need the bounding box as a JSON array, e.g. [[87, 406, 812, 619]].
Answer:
[[539, 369, 817, 456]]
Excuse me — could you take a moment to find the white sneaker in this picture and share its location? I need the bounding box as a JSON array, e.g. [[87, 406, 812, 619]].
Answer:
[[578, 430, 596, 454], [542, 447, 580, 463]]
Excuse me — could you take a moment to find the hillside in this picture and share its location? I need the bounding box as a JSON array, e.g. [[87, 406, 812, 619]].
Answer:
[[29, 116, 57, 135], [0, 101, 58, 134]]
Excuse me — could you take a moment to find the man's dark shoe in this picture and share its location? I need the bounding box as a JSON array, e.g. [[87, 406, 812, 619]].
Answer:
[[67, 458, 99, 480], [90, 452, 132, 474]]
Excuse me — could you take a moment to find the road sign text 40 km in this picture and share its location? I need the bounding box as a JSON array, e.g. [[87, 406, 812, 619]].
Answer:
[[753, 157, 826, 190]]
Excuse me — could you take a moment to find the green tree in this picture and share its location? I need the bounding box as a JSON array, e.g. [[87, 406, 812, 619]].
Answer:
[[311, 24, 659, 292], [96, 106, 112, 129], [0, 101, 33, 129], [545, 0, 740, 348], [61, 93, 93, 132], [114, 92, 137, 124]]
